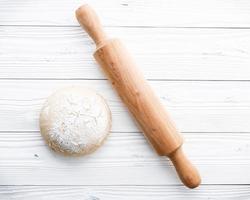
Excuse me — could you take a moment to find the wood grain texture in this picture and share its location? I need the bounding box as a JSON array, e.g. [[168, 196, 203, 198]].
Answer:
[[76, 5, 200, 187], [1, 0, 250, 27], [93, 38, 184, 156], [0, 131, 250, 185], [0, 80, 249, 185], [0, 80, 249, 133], [1, 185, 250, 200], [1, 26, 250, 80], [1, 0, 250, 197]]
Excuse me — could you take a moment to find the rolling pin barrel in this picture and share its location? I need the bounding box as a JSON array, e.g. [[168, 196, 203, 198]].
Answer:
[[76, 5, 201, 188]]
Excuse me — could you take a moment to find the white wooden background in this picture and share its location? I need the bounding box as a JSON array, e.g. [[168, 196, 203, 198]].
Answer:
[[0, 0, 250, 199]]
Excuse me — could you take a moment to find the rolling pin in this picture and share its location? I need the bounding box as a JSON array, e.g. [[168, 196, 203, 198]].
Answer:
[[76, 5, 201, 188]]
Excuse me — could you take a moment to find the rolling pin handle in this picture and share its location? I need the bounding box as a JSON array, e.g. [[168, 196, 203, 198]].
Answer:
[[75, 5, 108, 48], [76, 4, 201, 189], [169, 147, 201, 188]]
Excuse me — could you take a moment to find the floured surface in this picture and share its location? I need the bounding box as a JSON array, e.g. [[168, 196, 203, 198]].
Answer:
[[40, 86, 111, 155]]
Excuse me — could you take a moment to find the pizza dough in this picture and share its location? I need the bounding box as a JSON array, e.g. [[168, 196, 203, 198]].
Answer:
[[39, 86, 112, 156]]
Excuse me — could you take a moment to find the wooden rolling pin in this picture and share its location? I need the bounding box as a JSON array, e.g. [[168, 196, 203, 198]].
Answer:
[[76, 5, 201, 188]]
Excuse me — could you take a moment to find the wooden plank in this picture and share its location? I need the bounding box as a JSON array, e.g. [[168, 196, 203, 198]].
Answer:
[[0, 80, 249, 132], [0, 185, 250, 200], [1, 26, 250, 80], [0, 130, 249, 185], [1, 0, 250, 27], [0, 80, 250, 132]]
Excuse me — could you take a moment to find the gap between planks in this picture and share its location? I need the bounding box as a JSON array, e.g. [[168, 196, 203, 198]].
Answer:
[[2, 24, 250, 29]]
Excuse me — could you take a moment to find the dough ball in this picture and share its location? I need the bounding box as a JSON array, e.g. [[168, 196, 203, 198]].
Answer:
[[39, 86, 112, 156]]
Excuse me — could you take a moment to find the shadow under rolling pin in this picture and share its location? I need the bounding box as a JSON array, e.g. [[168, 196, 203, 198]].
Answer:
[[75, 4, 201, 189]]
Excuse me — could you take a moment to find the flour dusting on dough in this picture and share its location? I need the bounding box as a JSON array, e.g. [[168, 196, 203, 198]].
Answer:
[[40, 86, 111, 155]]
